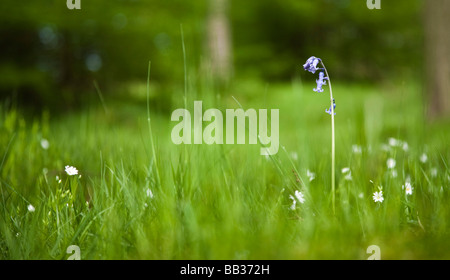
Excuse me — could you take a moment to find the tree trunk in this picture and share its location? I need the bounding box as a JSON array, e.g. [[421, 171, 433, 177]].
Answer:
[[425, 0, 450, 119], [206, 0, 233, 84]]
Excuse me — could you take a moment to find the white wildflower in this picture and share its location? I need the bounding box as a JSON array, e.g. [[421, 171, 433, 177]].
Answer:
[[40, 138, 50, 150], [289, 195, 297, 210], [27, 204, 35, 212], [420, 153, 428, 163], [294, 190, 305, 204], [290, 152, 298, 161], [341, 167, 352, 181], [65, 165, 78, 176], [402, 142, 409, 152], [430, 167, 437, 178], [388, 137, 398, 147], [146, 188, 154, 199], [391, 169, 398, 178], [306, 169, 315, 182], [352, 145, 362, 154], [386, 158, 396, 169], [373, 191, 384, 203], [404, 182, 412, 195]]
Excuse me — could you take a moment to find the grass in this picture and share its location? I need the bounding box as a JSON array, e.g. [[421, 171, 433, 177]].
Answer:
[[0, 76, 449, 260]]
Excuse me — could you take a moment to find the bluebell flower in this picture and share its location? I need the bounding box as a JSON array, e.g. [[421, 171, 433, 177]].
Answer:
[[313, 71, 328, 93], [326, 99, 336, 115], [303, 56, 321, 74]]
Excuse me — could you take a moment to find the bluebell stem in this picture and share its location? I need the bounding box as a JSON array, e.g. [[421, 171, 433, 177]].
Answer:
[[302, 56, 336, 214]]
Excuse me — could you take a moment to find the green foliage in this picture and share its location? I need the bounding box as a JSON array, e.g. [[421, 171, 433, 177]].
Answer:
[[0, 0, 424, 111], [0, 78, 449, 259]]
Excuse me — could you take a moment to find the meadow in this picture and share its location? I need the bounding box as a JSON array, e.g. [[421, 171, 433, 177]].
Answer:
[[0, 73, 449, 260]]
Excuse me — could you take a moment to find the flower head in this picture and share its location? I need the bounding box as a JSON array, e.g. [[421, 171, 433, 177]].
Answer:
[[146, 188, 154, 199], [420, 153, 428, 163], [403, 182, 412, 195], [294, 190, 305, 204], [373, 191, 384, 203], [65, 165, 79, 176], [313, 71, 328, 93], [27, 204, 35, 212], [303, 56, 321, 74], [352, 145, 362, 154], [386, 158, 396, 169], [326, 99, 336, 115], [40, 138, 50, 150], [306, 169, 316, 182], [289, 195, 297, 210], [341, 167, 352, 181]]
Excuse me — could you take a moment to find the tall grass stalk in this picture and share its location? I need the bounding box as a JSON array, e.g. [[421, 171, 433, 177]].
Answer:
[[146, 61, 161, 186]]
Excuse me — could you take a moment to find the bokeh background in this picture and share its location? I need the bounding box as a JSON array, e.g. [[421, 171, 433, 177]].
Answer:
[[0, 0, 448, 119]]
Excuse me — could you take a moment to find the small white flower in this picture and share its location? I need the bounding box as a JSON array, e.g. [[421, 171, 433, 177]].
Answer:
[[404, 182, 412, 195], [290, 152, 298, 161], [373, 191, 384, 203], [294, 190, 305, 204], [430, 167, 437, 178], [146, 188, 154, 199], [391, 169, 398, 178], [352, 145, 362, 154], [344, 172, 353, 181], [306, 170, 315, 182], [27, 204, 35, 212], [388, 137, 398, 147], [420, 153, 428, 163], [386, 158, 396, 169], [65, 165, 78, 176], [40, 138, 50, 150], [341, 167, 352, 181], [358, 193, 364, 199], [289, 195, 297, 210], [402, 142, 409, 152]]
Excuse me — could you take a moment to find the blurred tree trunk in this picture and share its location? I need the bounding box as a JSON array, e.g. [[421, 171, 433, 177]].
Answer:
[[206, 0, 233, 84], [425, 0, 450, 119]]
